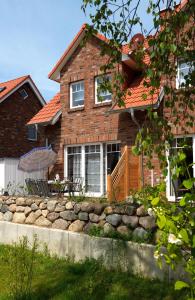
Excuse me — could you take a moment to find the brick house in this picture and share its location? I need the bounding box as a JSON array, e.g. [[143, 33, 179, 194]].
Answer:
[[28, 0, 194, 200], [0, 75, 45, 192]]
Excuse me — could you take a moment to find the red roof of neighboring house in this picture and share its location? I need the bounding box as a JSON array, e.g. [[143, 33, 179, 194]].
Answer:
[[113, 76, 161, 111], [27, 93, 61, 125], [0, 75, 29, 100]]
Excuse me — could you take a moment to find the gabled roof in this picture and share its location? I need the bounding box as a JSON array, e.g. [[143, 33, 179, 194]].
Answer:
[[48, 24, 139, 82], [111, 76, 162, 112], [27, 93, 61, 125], [0, 75, 45, 106]]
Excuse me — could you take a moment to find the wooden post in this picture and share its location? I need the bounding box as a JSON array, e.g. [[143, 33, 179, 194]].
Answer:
[[124, 146, 130, 200], [107, 174, 113, 202]]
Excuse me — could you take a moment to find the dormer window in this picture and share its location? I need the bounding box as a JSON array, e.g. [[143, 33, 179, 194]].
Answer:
[[0, 86, 6, 93], [70, 81, 84, 108], [176, 60, 194, 88], [95, 75, 112, 104], [19, 89, 28, 99]]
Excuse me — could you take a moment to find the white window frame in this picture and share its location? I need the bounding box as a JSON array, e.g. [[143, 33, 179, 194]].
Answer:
[[64, 141, 121, 197], [27, 125, 37, 141], [70, 80, 84, 109], [176, 60, 194, 89], [95, 75, 112, 104], [166, 135, 195, 201]]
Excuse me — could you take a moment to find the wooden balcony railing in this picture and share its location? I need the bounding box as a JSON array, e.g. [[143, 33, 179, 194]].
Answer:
[[107, 145, 140, 202]]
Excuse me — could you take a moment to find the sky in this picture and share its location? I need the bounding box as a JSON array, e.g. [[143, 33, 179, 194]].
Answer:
[[0, 0, 154, 102]]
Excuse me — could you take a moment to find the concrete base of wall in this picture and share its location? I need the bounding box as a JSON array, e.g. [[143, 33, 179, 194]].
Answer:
[[0, 221, 185, 281]]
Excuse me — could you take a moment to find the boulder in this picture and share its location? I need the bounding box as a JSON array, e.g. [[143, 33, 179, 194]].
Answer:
[[25, 212, 38, 224], [80, 202, 94, 213], [104, 206, 114, 215], [93, 203, 105, 215], [35, 216, 52, 227], [9, 204, 17, 213], [34, 199, 42, 206], [52, 219, 69, 230], [122, 215, 139, 228], [133, 227, 148, 240], [89, 213, 99, 223], [74, 203, 81, 214], [39, 202, 47, 210], [25, 199, 34, 206], [3, 211, 13, 222], [103, 222, 114, 234], [16, 206, 25, 212], [55, 204, 65, 212], [68, 220, 85, 232], [35, 209, 42, 218], [13, 213, 26, 224], [47, 200, 57, 212], [42, 210, 49, 218], [65, 201, 74, 210], [139, 216, 156, 230], [123, 205, 136, 216], [98, 219, 106, 228], [1, 204, 9, 213], [78, 212, 89, 221], [84, 222, 99, 234], [0, 212, 3, 221], [47, 212, 59, 222], [136, 205, 147, 217], [16, 197, 26, 206], [60, 211, 77, 221], [31, 203, 38, 211], [24, 207, 32, 216], [106, 214, 121, 227], [5, 199, 15, 205], [99, 213, 106, 220], [117, 225, 131, 237]]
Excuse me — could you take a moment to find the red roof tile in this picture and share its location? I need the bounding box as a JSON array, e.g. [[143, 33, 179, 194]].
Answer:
[[27, 93, 61, 125], [113, 76, 160, 110], [0, 75, 29, 101]]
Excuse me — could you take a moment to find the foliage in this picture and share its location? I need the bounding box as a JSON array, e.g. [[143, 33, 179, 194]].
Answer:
[[4, 236, 39, 300], [0, 244, 186, 300], [81, 0, 195, 298]]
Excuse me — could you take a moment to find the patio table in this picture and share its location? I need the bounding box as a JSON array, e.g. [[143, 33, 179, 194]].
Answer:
[[48, 179, 73, 196]]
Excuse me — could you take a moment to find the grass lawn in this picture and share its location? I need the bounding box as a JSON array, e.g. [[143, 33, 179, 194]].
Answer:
[[0, 244, 186, 300]]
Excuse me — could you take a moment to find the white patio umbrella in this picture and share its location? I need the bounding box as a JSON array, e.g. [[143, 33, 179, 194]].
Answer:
[[18, 146, 57, 172]]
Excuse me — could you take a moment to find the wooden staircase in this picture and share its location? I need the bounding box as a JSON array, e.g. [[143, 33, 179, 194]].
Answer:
[[107, 145, 140, 202]]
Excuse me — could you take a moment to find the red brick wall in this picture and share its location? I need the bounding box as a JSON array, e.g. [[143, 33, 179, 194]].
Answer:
[[45, 36, 144, 178], [0, 82, 43, 157]]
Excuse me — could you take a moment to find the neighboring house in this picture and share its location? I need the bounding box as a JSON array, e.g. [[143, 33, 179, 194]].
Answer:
[[0, 75, 46, 193], [28, 0, 194, 200]]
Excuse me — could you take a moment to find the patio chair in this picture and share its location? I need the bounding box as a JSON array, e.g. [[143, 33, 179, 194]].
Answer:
[[36, 179, 51, 197], [68, 177, 84, 197], [25, 178, 40, 196]]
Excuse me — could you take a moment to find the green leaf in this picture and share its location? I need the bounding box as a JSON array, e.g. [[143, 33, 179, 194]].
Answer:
[[157, 215, 166, 229], [179, 197, 186, 207], [151, 197, 159, 206], [175, 281, 190, 290], [183, 178, 195, 189], [179, 229, 189, 243]]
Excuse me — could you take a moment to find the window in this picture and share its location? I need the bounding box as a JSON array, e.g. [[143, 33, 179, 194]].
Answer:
[[107, 143, 121, 174], [27, 125, 37, 141], [85, 145, 101, 193], [168, 137, 195, 199], [95, 75, 112, 104], [70, 81, 84, 108], [0, 86, 6, 93], [177, 60, 194, 88], [67, 146, 82, 180], [19, 89, 28, 99]]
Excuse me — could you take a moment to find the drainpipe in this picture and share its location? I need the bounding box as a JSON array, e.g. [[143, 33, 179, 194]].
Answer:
[[129, 108, 144, 188]]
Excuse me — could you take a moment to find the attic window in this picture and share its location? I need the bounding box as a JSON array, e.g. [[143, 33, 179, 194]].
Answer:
[[19, 89, 28, 99], [0, 86, 6, 93]]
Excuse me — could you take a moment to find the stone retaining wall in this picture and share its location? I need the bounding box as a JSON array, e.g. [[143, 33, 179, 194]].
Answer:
[[0, 196, 156, 240]]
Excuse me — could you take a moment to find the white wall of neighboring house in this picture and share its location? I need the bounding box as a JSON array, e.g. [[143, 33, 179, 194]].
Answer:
[[0, 158, 46, 195]]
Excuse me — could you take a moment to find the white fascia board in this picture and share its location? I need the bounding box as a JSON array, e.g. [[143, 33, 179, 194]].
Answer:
[[50, 30, 86, 81], [0, 78, 46, 106]]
